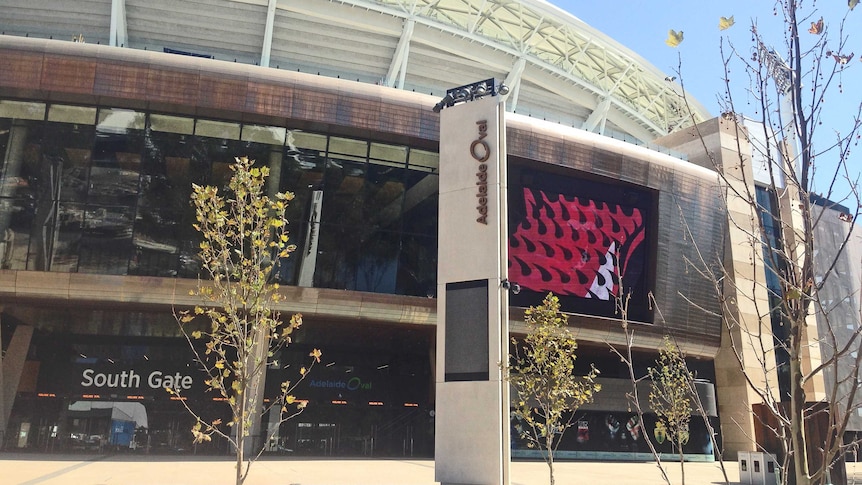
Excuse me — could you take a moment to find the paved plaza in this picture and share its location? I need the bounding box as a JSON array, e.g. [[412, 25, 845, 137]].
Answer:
[[0, 453, 744, 485], [7, 453, 862, 485]]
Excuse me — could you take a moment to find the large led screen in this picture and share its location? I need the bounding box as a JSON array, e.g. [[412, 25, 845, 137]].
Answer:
[[508, 168, 654, 322]]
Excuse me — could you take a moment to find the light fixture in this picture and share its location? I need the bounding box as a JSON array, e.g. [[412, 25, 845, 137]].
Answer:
[[432, 93, 455, 113], [501, 279, 521, 294], [432, 78, 500, 112]]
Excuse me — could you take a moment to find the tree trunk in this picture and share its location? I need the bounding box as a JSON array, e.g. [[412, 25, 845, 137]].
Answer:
[[546, 420, 555, 485], [679, 437, 685, 485], [236, 381, 247, 485], [790, 338, 811, 485], [236, 435, 244, 485]]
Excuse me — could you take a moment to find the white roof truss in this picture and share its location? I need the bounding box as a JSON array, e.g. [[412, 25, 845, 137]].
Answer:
[[384, 18, 415, 88], [326, 0, 710, 137], [109, 0, 127, 47], [260, 0, 278, 67]]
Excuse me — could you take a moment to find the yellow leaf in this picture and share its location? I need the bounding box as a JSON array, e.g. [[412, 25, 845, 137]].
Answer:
[[830, 52, 854, 64], [300, 367, 307, 376], [809, 18, 824, 35], [215, 360, 225, 369], [291, 314, 303, 327], [665, 29, 683, 48], [191, 330, 202, 339], [286, 395, 296, 404], [310, 348, 322, 363], [851, 0, 859, 11], [719, 16, 734, 31]]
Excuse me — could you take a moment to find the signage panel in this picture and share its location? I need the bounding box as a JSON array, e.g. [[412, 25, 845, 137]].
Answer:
[[437, 95, 503, 285], [507, 167, 654, 322], [40, 363, 205, 400], [436, 84, 510, 485]]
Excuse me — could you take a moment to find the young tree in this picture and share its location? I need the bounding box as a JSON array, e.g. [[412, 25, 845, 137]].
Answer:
[[174, 156, 320, 485], [649, 337, 694, 485], [670, 2, 862, 484], [503, 292, 601, 485], [610, 285, 729, 485]]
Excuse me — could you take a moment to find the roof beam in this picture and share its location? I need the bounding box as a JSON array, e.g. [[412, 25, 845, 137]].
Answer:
[[384, 19, 415, 88], [582, 97, 611, 133], [289, 0, 709, 137], [468, 0, 489, 34], [606, 61, 635, 97], [501, 57, 526, 112], [260, 0, 278, 67], [109, 0, 127, 47]]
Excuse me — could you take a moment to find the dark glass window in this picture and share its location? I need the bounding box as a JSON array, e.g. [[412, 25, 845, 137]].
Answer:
[[756, 185, 790, 400], [276, 133, 327, 286], [397, 167, 438, 296], [0, 117, 42, 270], [70, 110, 146, 275], [315, 152, 368, 290], [0, 197, 35, 270], [134, 130, 202, 277], [44, 123, 95, 204], [0, 100, 441, 297], [77, 205, 135, 275]]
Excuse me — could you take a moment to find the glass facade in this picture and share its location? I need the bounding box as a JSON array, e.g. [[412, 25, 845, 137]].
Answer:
[[756, 185, 791, 400], [0, 99, 438, 296], [511, 410, 717, 460], [4, 305, 434, 456]]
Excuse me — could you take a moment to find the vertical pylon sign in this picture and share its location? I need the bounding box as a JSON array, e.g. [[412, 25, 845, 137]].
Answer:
[[434, 81, 510, 485]]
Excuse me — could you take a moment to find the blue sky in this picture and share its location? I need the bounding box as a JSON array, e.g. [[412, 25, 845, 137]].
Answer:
[[549, 0, 862, 200]]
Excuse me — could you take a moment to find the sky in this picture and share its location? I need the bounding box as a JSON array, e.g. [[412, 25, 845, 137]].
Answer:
[[548, 0, 862, 202]]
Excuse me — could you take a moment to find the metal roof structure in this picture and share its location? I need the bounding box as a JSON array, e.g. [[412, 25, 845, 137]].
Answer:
[[0, 0, 712, 141]]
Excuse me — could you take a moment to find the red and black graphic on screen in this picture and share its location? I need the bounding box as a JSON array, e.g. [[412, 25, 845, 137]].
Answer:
[[508, 188, 646, 300]]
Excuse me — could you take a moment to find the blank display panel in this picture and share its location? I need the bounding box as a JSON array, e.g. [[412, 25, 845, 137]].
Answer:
[[444, 280, 489, 381]]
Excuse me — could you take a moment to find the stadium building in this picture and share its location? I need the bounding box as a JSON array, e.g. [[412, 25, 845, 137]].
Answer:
[[1, 0, 851, 462]]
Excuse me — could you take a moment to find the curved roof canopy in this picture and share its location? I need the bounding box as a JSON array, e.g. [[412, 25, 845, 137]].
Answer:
[[362, 0, 710, 137], [0, 0, 711, 140]]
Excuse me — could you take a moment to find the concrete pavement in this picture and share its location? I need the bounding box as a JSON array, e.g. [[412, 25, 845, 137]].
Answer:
[[0, 453, 751, 485], [7, 453, 862, 485]]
